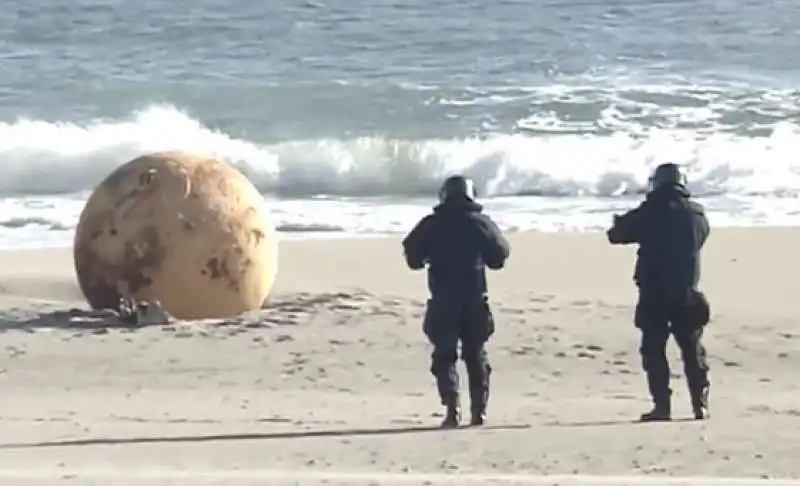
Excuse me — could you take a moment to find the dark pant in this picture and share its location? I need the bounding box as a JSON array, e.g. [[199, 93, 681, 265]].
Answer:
[[635, 289, 711, 402], [423, 294, 495, 409]]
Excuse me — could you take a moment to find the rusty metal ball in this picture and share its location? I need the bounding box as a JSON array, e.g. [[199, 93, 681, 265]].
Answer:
[[73, 151, 279, 320]]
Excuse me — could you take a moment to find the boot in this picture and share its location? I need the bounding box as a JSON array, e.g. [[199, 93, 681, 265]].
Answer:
[[469, 388, 488, 426], [440, 393, 461, 429], [690, 385, 710, 420], [470, 407, 486, 426], [639, 392, 671, 422]]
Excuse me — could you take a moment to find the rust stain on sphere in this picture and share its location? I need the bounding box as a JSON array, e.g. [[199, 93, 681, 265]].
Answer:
[[73, 151, 279, 320]]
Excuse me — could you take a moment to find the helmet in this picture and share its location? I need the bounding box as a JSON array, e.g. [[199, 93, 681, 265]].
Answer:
[[438, 175, 477, 203], [648, 163, 687, 192]]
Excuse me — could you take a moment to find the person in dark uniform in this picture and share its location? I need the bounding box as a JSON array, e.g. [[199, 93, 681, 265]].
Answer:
[[402, 175, 510, 428], [606, 163, 712, 422]]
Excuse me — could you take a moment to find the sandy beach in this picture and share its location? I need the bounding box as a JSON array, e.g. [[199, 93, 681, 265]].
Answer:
[[1, 228, 799, 485]]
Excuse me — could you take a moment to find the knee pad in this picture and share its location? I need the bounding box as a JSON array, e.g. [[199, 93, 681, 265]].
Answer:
[[461, 345, 486, 361], [641, 351, 668, 373], [430, 348, 457, 373], [681, 349, 709, 372], [462, 348, 490, 372]]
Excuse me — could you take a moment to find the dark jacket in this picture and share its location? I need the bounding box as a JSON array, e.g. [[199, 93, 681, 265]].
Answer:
[[402, 199, 510, 298], [607, 185, 709, 296]]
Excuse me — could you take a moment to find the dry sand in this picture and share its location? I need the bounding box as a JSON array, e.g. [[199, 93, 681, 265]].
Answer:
[[0, 228, 799, 485]]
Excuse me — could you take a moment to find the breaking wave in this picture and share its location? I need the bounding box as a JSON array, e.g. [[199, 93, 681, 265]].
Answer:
[[1, 101, 800, 200]]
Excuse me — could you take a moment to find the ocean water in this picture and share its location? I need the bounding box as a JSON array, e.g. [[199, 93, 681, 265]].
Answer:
[[2, 0, 800, 248]]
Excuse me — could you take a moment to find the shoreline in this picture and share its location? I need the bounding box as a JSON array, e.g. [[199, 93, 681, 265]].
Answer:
[[5, 219, 800, 253], [2, 226, 796, 309]]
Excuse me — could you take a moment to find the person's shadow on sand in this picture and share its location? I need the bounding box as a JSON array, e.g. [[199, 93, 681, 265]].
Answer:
[[546, 417, 698, 427], [0, 423, 532, 449]]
